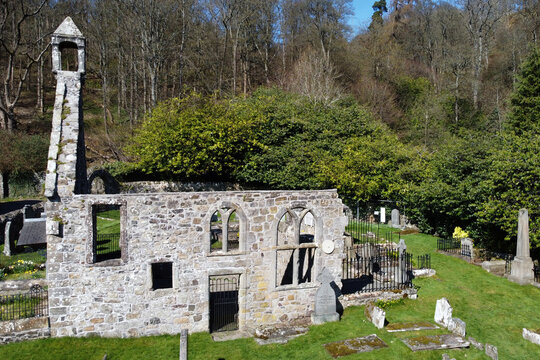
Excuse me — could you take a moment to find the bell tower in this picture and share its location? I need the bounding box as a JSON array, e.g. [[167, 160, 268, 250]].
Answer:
[[44, 17, 87, 199]]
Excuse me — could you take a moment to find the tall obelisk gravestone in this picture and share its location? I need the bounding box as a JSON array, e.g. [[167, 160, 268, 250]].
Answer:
[[508, 209, 534, 285]]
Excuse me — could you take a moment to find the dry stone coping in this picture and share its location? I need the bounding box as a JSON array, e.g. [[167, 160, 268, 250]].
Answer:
[[401, 334, 470, 351], [522, 328, 540, 346], [364, 302, 385, 329], [324, 334, 388, 358], [386, 321, 439, 332]]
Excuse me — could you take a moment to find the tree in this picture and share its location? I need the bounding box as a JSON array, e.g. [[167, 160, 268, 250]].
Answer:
[[505, 46, 540, 135], [370, 1, 388, 30], [0, 0, 49, 131]]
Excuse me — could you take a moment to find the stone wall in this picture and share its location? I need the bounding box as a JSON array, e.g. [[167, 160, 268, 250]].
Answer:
[[46, 189, 347, 338], [0, 317, 50, 344]]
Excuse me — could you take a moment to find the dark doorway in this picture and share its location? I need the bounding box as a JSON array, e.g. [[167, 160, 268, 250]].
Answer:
[[209, 274, 240, 333]]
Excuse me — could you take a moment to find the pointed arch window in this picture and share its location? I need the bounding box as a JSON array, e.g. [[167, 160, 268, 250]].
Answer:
[[209, 206, 246, 254], [275, 208, 318, 287]]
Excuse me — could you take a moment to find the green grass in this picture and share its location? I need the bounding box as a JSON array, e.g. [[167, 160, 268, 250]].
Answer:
[[0, 233, 539, 359], [0, 245, 46, 266], [96, 209, 120, 234]]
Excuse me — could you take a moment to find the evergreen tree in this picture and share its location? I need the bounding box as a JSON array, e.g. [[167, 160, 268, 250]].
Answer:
[[369, 1, 388, 30], [506, 46, 540, 135]]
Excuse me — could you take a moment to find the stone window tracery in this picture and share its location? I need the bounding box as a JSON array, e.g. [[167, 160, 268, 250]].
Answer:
[[275, 208, 317, 287], [209, 206, 245, 254]]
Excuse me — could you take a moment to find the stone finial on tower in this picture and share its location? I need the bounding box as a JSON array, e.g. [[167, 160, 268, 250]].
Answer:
[[51, 17, 85, 75]]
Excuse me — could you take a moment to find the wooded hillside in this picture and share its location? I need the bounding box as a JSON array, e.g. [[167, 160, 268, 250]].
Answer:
[[0, 0, 538, 253]]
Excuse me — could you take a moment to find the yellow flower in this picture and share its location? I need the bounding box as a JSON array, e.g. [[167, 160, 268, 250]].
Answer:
[[452, 227, 469, 239]]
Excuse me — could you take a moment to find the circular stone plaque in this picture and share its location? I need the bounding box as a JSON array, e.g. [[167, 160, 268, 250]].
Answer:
[[321, 240, 335, 254]]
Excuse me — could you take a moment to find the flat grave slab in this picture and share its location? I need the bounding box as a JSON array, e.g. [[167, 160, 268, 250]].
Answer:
[[324, 334, 388, 358], [386, 321, 439, 332], [401, 334, 470, 351]]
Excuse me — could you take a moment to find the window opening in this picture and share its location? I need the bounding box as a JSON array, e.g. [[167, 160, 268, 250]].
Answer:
[[276, 210, 317, 287], [298, 211, 316, 284], [59, 42, 78, 71], [276, 212, 295, 286], [210, 211, 222, 253], [227, 211, 239, 251], [93, 204, 121, 262], [151, 262, 173, 290]]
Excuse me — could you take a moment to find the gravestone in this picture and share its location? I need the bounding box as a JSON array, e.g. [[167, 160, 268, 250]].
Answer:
[[522, 328, 540, 346], [485, 343, 498, 360], [448, 317, 466, 337], [508, 209, 534, 285], [380, 207, 386, 224], [391, 209, 400, 228], [311, 267, 340, 324], [364, 303, 385, 329], [3, 221, 12, 256], [434, 298, 453, 327], [461, 238, 473, 258], [398, 239, 408, 283]]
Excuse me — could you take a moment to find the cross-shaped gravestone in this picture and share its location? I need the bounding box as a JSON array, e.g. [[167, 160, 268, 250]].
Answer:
[[317, 267, 334, 284], [398, 239, 407, 255], [311, 267, 340, 325]]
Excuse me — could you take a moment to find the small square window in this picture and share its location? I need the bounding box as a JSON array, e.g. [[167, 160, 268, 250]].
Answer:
[[152, 262, 173, 290]]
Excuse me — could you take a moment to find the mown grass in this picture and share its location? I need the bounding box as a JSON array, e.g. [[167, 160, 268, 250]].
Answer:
[[96, 209, 120, 234], [0, 233, 539, 359]]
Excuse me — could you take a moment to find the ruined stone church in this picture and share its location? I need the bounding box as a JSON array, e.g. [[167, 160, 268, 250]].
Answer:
[[45, 17, 347, 338]]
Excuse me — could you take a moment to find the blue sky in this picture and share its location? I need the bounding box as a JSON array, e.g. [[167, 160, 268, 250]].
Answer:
[[348, 0, 375, 32]]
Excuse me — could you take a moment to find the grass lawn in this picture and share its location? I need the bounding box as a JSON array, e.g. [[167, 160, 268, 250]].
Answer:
[[0, 233, 539, 359]]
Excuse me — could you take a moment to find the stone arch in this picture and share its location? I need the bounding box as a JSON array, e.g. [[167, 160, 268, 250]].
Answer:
[[87, 169, 120, 194], [207, 202, 247, 253]]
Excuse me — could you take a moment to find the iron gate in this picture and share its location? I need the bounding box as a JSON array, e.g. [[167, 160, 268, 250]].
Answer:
[[209, 274, 240, 333]]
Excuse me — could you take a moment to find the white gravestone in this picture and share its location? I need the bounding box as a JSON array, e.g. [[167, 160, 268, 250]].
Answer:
[[380, 207, 386, 224], [434, 298, 453, 327], [3, 221, 11, 256], [391, 209, 400, 228], [508, 209, 534, 285], [311, 268, 340, 325]]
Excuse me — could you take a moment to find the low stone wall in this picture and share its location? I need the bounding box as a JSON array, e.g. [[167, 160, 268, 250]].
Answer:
[[0, 279, 47, 295], [0, 317, 50, 344]]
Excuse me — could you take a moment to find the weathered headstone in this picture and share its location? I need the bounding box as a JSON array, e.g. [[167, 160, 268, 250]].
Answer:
[[522, 328, 540, 346], [364, 303, 385, 329], [179, 329, 188, 360], [391, 209, 400, 228], [485, 343, 498, 360], [380, 207, 386, 224], [311, 267, 340, 324], [461, 238, 474, 258], [448, 317, 466, 337], [3, 221, 11, 256], [398, 239, 408, 283], [508, 209, 535, 285], [434, 298, 453, 327]]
